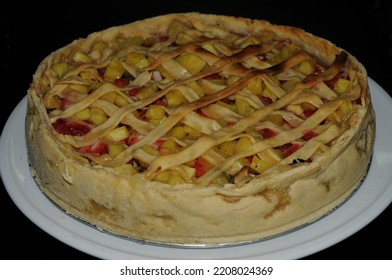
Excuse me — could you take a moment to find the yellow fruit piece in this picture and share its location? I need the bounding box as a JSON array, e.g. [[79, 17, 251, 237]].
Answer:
[[201, 42, 218, 55], [333, 78, 350, 94], [168, 172, 186, 185], [280, 44, 299, 61], [219, 141, 237, 157], [180, 165, 197, 180], [264, 114, 285, 125], [251, 149, 279, 173], [101, 92, 117, 103], [104, 59, 125, 81], [286, 104, 303, 116], [175, 33, 193, 45], [45, 96, 61, 109], [209, 79, 226, 86], [297, 60, 314, 75], [125, 52, 150, 69], [156, 65, 174, 81], [212, 174, 230, 186], [282, 79, 299, 92], [170, 126, 187, 139], [148, 119, 162, 127], [146, 105, 166, 120], [114, 164, 137, 175], [227, 76, 241, 85], [162, 138, 178, 151], [187, 81, 204, 97], [166, 90, 187, 107], [105, 126, 129, 142], [108, 143, 126, 158], [217, 101, 236, 111], [217, 118, 228, 127], [246, 76, 263, 94], [176, 52, 206, 75], [136, 84, 158, 99], [73, 51, 93, 63], [79, 70, 96, 81], [262, 88, 277, 102], [74, 108, 91, 121], [235, 99, 255, 116], [267, 44, 298, 64], [89, 107, 108, 126], [93, 42, 107, 52], [234, 137, 253, 153], [339, 100, 353, 114], [268, 75, 281, 86], [114, 94, 128, 107], [155, 170, 171, 183], [142, 145, 159, 156], [52, 62, 70, 78], [183, 125, 201, 139], [70, 84, 89, 94]]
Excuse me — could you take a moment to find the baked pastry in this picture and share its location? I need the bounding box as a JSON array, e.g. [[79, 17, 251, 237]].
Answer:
[[25, 12, 375, 246]]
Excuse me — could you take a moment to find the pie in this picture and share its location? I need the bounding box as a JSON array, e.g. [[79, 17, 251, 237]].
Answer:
[[25, 12, 375, 246]]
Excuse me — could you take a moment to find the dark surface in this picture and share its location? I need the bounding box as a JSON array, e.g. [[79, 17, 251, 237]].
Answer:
[[1, 0, 391, 260]]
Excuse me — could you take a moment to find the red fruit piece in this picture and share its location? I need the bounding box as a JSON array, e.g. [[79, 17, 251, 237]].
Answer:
[[114, 78, 129, 87], [78, 140, 107, 155], [128, 88, 140, 96], [203, 73, 223, 80], [259, 95, 273, 106], [90, 140, 108, 155], [302, 130, 318, 141], [194, 158, 208, 178], [258, 128, 278, 139], [303, 108, 316, 118], [280, 143, 301, 157], [60, 98, 74, 110], [52, 119, 92, 136]]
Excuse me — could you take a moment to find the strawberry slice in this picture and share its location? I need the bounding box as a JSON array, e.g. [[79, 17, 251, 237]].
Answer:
[[78, 140, 107, 155], [128, 135, 144, 146], [53, 119, 92, 136], [302, 130, 318, 141], [60, 98, 75, 110], [194, 158, 208, 178], [153, 99, 167, 107], [280, 143, 301, 157], [258, 95, 272, 106], [203, 73, 223, 80], [114, 78, 129, 87], [303, 108, 316, 118], [151, 139, 165, 149], [258, 128, 278, 139], [90, 140, 108, 155], [128, 88, 140, 96]]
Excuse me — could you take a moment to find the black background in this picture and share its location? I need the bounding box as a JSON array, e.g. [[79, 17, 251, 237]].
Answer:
[[1, 0, 391, 260]]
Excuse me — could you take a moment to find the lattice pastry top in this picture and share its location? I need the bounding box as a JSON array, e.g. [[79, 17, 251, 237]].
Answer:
[[37, 14, 369, 190]]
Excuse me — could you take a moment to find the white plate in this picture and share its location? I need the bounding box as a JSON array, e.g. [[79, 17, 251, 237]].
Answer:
[[1, 78, 392, 259]]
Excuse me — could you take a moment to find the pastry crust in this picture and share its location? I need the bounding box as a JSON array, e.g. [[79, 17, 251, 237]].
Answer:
[[25, 13, 375, 246]]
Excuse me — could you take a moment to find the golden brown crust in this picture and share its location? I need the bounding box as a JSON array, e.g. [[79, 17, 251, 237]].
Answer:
[[25, 12, 375, 246]]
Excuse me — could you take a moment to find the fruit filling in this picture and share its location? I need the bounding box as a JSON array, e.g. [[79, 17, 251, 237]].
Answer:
[[41, 18, 364, 187]]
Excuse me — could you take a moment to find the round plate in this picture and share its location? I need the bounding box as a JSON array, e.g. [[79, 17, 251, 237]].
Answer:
[[1, 78, 391, 259]]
